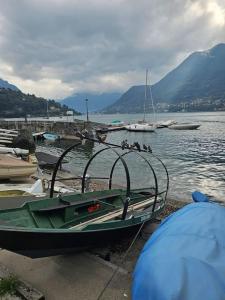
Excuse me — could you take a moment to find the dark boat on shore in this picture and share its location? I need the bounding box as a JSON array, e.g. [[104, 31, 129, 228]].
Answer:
[[35, 151, 68, 168], [0, 136, 169, 258]]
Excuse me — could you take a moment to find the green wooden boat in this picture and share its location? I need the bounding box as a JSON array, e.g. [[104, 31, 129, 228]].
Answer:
[[0, 137, 169, 258], [0, 188, 165, 258]]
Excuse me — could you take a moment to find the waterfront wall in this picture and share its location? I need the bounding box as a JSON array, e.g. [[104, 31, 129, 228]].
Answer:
[[0, 119, 98, 136]]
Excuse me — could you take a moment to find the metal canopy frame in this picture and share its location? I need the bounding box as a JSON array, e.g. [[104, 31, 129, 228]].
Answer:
[[81, 145, 131, 197], [108, 150, 158, 212], [49, 136, 169, 219]]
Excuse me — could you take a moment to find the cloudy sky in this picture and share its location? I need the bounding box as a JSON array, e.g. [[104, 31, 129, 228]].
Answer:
[[0, 0, 225, 99]]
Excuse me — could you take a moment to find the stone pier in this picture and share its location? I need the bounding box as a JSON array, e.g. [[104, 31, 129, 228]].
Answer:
[[0, 119, 100, 138]]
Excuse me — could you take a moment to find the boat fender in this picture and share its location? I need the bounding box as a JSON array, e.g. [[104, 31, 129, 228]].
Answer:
[[192, 191, 209, 202], [88, 203, 101, 213]]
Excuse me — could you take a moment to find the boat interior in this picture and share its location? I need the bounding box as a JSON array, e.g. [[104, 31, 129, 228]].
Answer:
[[0, 187, 165, 230]]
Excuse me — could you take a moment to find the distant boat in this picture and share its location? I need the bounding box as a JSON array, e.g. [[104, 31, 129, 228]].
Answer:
[[43, 133, 60, 141], [125, 69, 155, 132], [33, 132, 60, 142], [0, 154, 37, 179], [168, 123, 200, 130], [156, 119, 177, 128], [0, 128, 18, 146], [125, 123, 155, 132], [110, 120, 124, 127]]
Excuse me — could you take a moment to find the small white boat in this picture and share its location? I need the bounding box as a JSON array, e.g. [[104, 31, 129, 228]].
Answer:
[[0, 154, 37, 179], [125, 123, 155, 132], [0, 147, 29, 155], [33, 132, 60, 142], [168, 123, 201, 130], [0, 139, 13, 144], [156, 120, 177, 128], [0, 128, 18, 134], [43, 133, 60, 141], [0, 179, 45, 197], [0, 179, 78, 197]]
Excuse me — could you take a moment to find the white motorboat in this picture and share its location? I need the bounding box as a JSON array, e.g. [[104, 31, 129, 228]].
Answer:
[[0, 147, 29, 155], [125, 123, 155, 132], [0, 154, 37, 179], [0, 128, 18, 146], [0, 179, 45, 197], [168, 123, 201, 130]]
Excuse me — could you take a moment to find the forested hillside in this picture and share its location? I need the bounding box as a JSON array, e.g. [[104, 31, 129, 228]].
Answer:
[[0, 88, 80, 117]]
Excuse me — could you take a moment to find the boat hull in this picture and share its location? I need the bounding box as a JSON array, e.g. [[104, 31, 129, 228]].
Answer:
[[169, 124, 200, 130], [0, 154, 37, 179], [0, 222, 143, 258], [125, 124, 155, 132]]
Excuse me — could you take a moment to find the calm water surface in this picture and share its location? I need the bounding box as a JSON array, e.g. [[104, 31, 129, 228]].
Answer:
[[40, 112, 225, 202]]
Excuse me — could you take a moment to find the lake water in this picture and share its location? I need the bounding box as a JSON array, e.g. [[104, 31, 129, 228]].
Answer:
[[39, 112, 225, 202]]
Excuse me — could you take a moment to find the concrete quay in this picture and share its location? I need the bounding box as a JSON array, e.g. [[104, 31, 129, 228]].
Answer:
[[0, 250, 131, 300]]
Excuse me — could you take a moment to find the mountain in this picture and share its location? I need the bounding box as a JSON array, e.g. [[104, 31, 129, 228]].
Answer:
[[104, 43, 225, 113], [0, 89, 80, 118], [60, 92, 121, 113], [0, 78, 19, 91]]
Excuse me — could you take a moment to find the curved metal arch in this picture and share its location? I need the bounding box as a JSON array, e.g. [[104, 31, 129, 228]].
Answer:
[[108, 150, 159, 212], [150, 153, 169, 200], [50, 141, 82, 198], [108, 150, 131, 190], [81, 145, 131, 197]]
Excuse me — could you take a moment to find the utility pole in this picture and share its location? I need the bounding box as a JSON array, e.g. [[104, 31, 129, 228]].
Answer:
[[46, 100, 49, 119], [85, 98, 89, 122]]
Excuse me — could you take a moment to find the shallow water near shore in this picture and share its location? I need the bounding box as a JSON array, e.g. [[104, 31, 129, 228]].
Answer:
[[40, 111, 225, 202]]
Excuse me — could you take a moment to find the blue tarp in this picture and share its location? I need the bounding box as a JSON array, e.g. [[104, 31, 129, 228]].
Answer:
[[132, 200, 225, 300]]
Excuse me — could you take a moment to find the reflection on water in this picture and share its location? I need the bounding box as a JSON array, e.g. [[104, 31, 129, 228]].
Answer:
[[55, 139, 95, 160], [40, 112, 225, 202]]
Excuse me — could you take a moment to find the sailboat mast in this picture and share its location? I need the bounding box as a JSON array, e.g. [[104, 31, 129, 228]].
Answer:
[[148, 71, 156, 124], [143, 69, 148, 123]]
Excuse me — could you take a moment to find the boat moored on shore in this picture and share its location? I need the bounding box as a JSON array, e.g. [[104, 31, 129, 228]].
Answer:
[[0, 154, 37, 180], [0, 136, 169, 258]]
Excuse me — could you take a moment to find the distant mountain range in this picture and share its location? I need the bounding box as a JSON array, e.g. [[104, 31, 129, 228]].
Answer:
[[60, 92, 121, 113], [1, 43, 225, 115], [104, 43, 225, 113], [0, 78, 19, 91]]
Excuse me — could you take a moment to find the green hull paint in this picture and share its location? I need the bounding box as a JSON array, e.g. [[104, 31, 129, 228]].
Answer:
[[0, 188, 164, 232]]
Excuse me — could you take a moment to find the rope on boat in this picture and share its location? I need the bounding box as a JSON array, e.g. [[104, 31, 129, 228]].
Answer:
[[96, 221, 147, 300]]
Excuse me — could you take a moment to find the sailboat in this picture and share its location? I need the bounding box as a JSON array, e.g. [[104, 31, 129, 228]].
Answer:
[[125, 69, 155, 132]]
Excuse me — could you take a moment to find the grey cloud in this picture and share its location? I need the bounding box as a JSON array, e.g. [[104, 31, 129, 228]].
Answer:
[[0, 0, 224, 97]]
